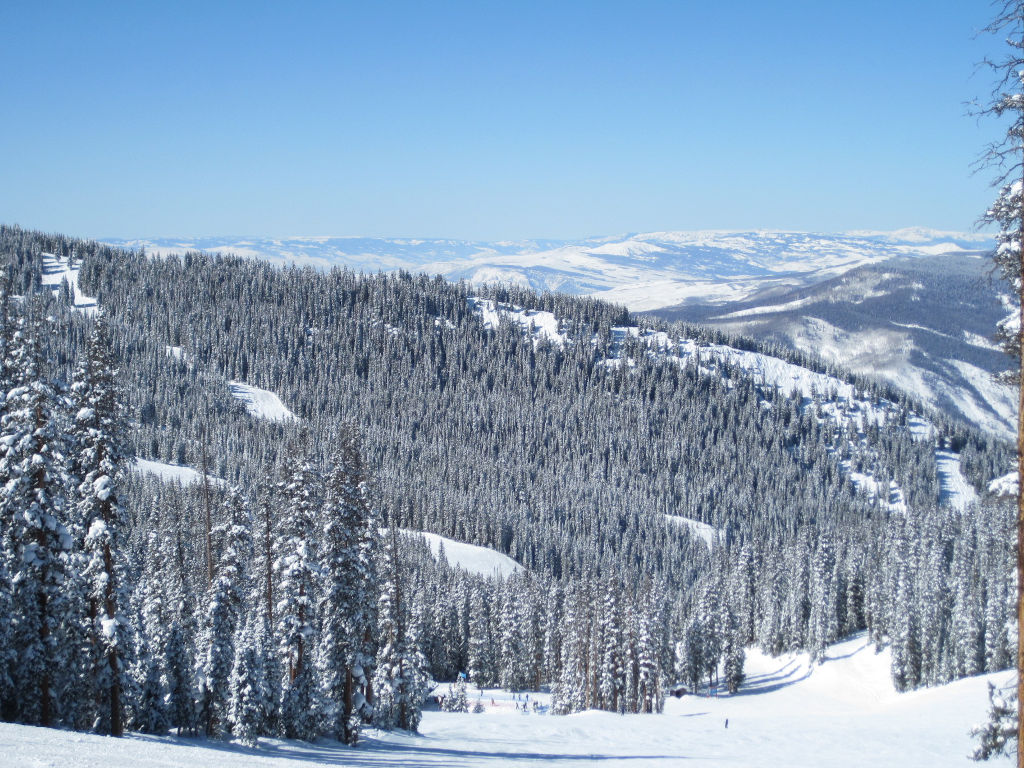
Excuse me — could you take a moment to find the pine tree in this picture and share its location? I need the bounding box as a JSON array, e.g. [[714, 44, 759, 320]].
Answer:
[[467, 583, 495, 687], [70, 315, 133, 735], [274, 455, 323, 739], [1, 312, 73, 726], [373, 524, 424, 732], [317, 437, 376, 744], [198, 486, 253, 737], [228, 616, 268, 747], [441, 677, 469, 712]]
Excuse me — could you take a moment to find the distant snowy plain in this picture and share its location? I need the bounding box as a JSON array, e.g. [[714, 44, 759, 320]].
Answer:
[[0, 633, 1006, 767]]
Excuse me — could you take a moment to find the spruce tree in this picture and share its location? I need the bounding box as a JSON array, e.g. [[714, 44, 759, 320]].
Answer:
[[1, 312, 73, 726], [70, 315, 133, 735]]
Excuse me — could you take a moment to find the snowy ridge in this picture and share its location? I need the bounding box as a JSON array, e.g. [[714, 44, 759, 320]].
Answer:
[[228, 381, 298, 421], [0, 631, 1006, 767], [402, 529, 523, 578], [132, 458, 226, 488], [40, 252, 97, 314]]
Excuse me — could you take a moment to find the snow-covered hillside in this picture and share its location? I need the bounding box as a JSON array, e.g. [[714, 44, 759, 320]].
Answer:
[[404, 530, 523, 578], [131, 458, 225, 488], [229, 381, 298, 421], [40, 252, 97, 314], [664, 515, 721, 548], [470, 298, 984, 512], [662, 252, 1016, 440], [0, 632, 1006, 767], [104, 229, 991, 313], [103, 231, 1010, 437]]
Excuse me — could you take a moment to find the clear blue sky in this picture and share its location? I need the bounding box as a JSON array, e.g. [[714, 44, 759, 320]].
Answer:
[[0, 1, 1008, 241]]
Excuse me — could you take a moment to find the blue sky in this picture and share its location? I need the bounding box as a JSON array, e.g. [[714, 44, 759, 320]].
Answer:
[[0, 1, 1007, 240]]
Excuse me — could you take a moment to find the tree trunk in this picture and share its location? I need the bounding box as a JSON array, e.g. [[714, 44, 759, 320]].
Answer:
[[103, 539, 122, 736], [342, 668, 354, 743]]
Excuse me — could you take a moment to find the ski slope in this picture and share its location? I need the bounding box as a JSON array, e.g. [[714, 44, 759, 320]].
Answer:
[[40, 252, 97, 314], [403, 530, 523, 578], [228, 381, 298, 421], [0, 633, 1007, 767]]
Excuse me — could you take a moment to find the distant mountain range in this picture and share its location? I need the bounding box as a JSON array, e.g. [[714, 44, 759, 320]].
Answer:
[[104, 229, 1014, 439], [103, 228, 992, 310]]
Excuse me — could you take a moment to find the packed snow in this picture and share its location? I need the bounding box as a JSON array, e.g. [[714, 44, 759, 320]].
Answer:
[[0, 632, 1006, 767], [131, 458, 226, 488], [403, 530, 523, 578], [40, 252, 98, 315], [228, 381, 298, 421]]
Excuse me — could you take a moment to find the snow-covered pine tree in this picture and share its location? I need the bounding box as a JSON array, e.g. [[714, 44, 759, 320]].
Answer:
[[0, 272, 17, 720], [70, 315, 133, 735], [228, 615, 268, 747], [274, 455, 323, 740], [197, 486, 253, 737], [467, 583, 495, 688], [498, 578, 528, 691], [373, 523, 424, 732], [0, 310, 73, 726], [441, 676, 468, 712], [317, 435, 377, 744], [635, 588, 665, 713], [597, 578, 624, 712], [721, 609, 746, 695], [551, 581, 591, 715]]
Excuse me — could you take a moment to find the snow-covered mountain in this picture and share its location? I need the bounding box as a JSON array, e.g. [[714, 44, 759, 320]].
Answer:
[[103, 229, 1010, 438], [104, 229, 992, 312], [657, 251, 1016, 441]]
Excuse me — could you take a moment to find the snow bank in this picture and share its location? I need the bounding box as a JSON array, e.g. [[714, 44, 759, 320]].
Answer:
[[228, 381, 297, 421]]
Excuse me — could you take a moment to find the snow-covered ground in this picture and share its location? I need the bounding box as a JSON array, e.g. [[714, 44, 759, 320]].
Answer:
[[131, 458, 226, 488], [228, 381, 298, 421], [402, 530, 523, 578], [0, 633, 1007, 767], [40, 252, 97, 314], [989, 470, 1018, 498], [468, 297, 566, 348], [664, 514, 721, 548], [935, 450, 979, 511]]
